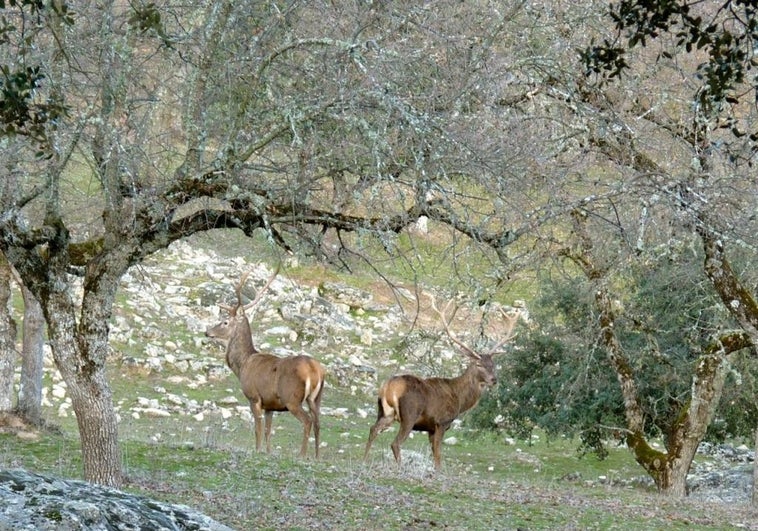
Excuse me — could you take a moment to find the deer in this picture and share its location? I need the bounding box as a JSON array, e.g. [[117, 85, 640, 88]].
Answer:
[[205, 266, 326, 458], [364, 294, 518, 470]]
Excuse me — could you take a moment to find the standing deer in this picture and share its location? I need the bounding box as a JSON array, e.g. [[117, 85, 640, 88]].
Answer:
[[364, 295, 518, 469], [205, 266, 325, 458]]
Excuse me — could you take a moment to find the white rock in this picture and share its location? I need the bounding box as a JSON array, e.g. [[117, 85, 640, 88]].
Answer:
[[141, 407, 171, 418], [218, 396, 239, 405], [359, 329, 373, 346], [165, 394, 184, 406], [52, 385, 67, 399]]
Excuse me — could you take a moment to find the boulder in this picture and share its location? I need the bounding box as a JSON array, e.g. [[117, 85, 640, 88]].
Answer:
[[0, 469, 232, 531]]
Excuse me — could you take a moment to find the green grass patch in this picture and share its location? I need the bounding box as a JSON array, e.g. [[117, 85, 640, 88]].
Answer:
[[3, 423, 745, 530]]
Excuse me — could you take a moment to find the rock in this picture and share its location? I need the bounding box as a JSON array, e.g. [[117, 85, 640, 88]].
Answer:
[[318, 282, 374, 310], [0, 468, 233, 531]]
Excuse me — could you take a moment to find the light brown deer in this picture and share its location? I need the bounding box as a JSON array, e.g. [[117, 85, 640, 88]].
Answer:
[[205, 266, 325, 458], [364, 295, 518, 469]]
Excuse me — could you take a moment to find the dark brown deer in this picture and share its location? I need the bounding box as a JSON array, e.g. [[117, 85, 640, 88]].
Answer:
[[364, 295, 518, 469], [205, 266, 326, 458]]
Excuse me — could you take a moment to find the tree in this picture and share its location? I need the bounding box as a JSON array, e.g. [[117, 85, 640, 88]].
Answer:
[[0, 254, 17, 412], [560, 210, 754, 495], [569, 0, 758, 495], [16, 277, 45, 425], [0, 0, 546, 486]]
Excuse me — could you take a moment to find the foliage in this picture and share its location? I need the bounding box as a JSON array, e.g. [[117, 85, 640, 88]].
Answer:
[[471, 246, 758, 455], [708, 349, 758, 442], [581, 0, 758, 156], [0, 0, 71, 148], [469, 280, 626, 454]]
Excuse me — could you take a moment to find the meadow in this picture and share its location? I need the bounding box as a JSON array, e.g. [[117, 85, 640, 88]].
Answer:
[[1, 234, 756, 530]]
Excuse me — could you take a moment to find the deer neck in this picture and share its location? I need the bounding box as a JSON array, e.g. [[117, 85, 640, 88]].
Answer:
[[449, 363, 486, 412], [225, 318, 257, 377]]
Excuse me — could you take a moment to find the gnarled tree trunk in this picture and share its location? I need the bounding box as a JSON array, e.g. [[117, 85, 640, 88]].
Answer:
[[17, 282, 45, 425], [0, 254, 17, 412], [563, 210, 752, 496]]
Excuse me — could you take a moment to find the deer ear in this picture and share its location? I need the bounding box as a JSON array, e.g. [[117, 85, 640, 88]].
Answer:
[[218, 303, 237, 317]]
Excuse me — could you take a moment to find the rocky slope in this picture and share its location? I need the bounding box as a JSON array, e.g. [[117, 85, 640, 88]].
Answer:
[[7, 239, 757, 508]]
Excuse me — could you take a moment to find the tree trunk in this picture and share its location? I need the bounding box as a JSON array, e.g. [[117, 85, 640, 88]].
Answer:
[[46, 325, 122, 486], [17, 283, 45, 425], [753, 425, 758, 507], [658, 454, 694, 497], [0, 255, 17, 412], [71, 375, 121, 486], [42, 262, 124, 487]]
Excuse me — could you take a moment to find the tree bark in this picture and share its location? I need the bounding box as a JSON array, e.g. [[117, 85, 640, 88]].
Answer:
[[42, 263, 123, 487], [0, 254, 17, 412], [562, 210, 749, 496], [72, 378, 120, 486], [17, 282, 45, 425], [753, 425, 758, 507]]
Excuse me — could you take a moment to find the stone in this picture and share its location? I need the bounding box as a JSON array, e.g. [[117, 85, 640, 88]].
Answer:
[[0, 468, 233, 531], [318, 282, 374, 310]]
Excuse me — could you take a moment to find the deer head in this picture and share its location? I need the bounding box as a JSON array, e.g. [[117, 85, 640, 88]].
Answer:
[[205, 265, 280, 351], [428, 293, 519, 387]]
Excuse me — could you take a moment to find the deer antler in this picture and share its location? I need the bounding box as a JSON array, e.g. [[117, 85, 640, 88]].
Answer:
[[487, 306, 519, 357], [241, 264, 281, 314], [219, 264, 281, 316], [428, 293, 481, 359], [428, 293, 518, 359]]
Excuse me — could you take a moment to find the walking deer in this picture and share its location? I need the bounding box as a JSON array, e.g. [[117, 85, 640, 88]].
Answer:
[[205, 266, 325, 458], [364, 295, 518, 469]]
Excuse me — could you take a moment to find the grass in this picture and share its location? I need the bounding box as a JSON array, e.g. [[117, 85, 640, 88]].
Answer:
[[2, 406, 754, 530], [2, 235, 756, 530]]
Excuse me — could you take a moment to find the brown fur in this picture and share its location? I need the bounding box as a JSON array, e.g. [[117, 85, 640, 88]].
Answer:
[[206, 302, 325, 458], [364, 355, 497, 469]]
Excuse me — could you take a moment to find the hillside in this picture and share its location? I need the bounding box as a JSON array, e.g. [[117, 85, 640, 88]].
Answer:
[[1, 235, 756, 530]]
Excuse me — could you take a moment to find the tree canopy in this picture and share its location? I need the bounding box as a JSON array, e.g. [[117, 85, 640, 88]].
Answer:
[[1, 0, 756, 494]]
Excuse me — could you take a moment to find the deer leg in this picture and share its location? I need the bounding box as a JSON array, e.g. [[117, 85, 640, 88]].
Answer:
[[287, 403, 313, 457], [429, 428, 444, 469], [390, 421, 415, 466], [264, 410, 274, 453], [306, 395, 321, 459], [364, 413, 395, 461], [250, 399, 264, 452]]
